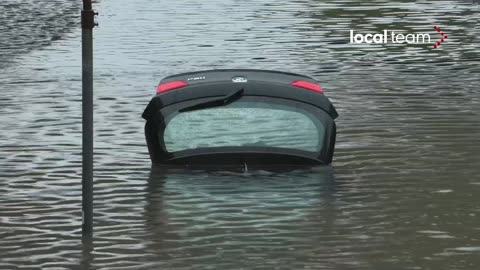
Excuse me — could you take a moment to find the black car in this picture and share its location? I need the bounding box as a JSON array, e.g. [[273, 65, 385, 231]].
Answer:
[[142, 69, 338, 167]]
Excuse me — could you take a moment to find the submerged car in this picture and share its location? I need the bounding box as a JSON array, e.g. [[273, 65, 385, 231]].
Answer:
[[142, 69, 338, 167]]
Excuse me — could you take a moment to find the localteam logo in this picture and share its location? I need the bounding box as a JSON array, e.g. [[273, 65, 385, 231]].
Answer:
[[349, 26, 448, 49]]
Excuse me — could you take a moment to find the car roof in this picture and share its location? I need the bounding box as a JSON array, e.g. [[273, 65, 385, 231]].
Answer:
[[143, 69, 338, 121], [160, 69, 317, 86]]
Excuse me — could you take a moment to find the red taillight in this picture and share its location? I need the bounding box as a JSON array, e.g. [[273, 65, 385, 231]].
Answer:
[[291, 81, 323, 94], [157, 81, 189, 94]]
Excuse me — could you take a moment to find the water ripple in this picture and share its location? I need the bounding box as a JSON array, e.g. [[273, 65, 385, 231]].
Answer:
[[1, 0, 480, 269]]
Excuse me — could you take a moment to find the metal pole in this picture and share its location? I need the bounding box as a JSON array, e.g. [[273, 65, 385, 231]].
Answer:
[[81, 0, 96, 237]]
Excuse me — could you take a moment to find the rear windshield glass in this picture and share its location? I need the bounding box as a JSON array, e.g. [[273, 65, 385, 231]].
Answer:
[[162, 100, 327, 153]]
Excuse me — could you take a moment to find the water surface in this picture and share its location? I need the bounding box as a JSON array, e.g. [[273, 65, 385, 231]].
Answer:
[[1, 0, 479, 269]]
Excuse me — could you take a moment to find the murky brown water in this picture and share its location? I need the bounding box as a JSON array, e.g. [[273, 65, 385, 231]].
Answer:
[[1, 0, 479, 269]]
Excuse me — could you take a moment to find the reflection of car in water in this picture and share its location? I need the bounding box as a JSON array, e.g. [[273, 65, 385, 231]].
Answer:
[[143, 166, 338, 265], [142, 69, 338, 167]]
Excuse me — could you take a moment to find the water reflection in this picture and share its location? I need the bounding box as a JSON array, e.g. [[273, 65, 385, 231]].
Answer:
[[81, 236, 93, 270], [143, 166, 354, 268]]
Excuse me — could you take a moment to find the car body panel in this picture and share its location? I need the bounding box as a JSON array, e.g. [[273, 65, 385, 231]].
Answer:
[[143, 69, 338, 166]]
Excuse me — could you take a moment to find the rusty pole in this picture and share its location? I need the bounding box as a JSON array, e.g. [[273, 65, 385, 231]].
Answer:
[[81, 0, 97, 237]]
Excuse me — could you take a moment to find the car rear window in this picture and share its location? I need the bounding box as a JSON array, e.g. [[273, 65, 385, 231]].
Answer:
[[162, 100, 327, 153]]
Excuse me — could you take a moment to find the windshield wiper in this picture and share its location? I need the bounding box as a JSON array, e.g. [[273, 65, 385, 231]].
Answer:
[[179, 88, 244, 113]]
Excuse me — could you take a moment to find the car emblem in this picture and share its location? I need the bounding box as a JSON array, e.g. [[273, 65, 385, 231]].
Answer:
[[232, 76, 248, 83]]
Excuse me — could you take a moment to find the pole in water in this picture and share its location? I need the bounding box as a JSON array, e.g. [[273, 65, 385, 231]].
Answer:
[[81, 0, 97, 237]]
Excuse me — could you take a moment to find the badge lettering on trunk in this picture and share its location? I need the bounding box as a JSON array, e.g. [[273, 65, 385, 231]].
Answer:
[[187, 76, 206, 81]]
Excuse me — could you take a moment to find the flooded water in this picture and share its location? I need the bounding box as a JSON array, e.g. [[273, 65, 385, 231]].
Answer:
[[1, 0, 480, 269]]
